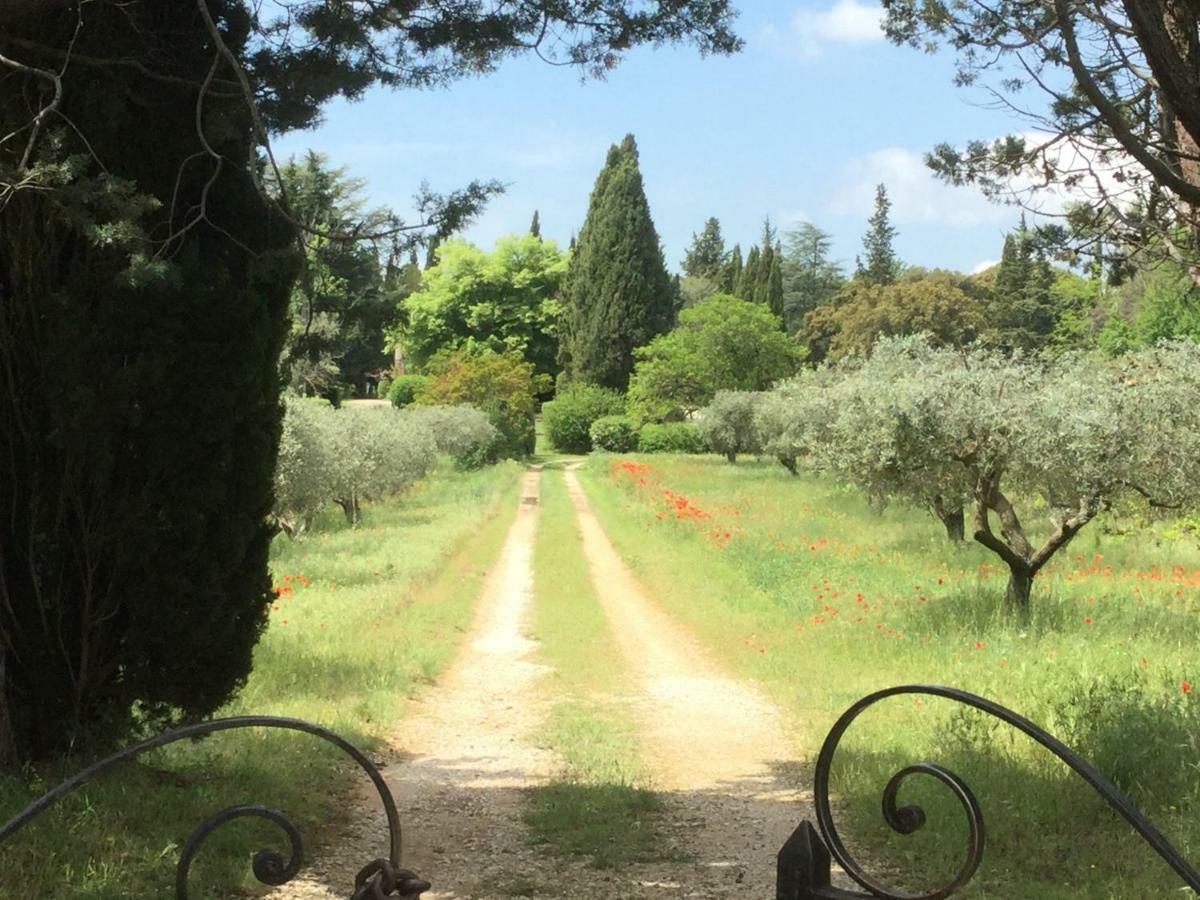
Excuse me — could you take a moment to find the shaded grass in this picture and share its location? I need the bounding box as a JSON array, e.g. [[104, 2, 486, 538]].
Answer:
[[0, 461, 523, 898], [524, 469, 665, 869], [579, 454, 1200, 898]]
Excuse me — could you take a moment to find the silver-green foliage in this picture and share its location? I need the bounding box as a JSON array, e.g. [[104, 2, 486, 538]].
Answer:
[[397, 405, 497, 465], [274, 397, 339, 536], [274, 399, 452, 533], [756, 336, 1200, 607], [696, 391, 764, 463]]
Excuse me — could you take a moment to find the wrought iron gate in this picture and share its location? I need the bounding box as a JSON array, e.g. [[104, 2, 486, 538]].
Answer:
[[2, 686, 1198, 898]]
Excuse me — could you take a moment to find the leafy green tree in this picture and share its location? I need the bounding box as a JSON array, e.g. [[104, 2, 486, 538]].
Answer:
[[401, 234, 567, 380], [560, 135, 676, 389], [804, 273, 986, 362], [989, 223, 1058, 352], [682, 217, 728, 281], [781, 223, 845, 333], [0, 0, 739, 764], [628, 294, 800, 421], [766, 243, 785, 319], [858, 184, 901, 286], [697, 391, 764, 463]]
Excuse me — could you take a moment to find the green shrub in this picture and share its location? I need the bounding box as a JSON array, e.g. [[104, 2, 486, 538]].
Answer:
[[589, 415, 640, 452], [542, 383, 626, 453], [417, 349, 547, 461], [696, 390, 764, 463], [387, 374, 430, 407], [637, 422, 705, 454]]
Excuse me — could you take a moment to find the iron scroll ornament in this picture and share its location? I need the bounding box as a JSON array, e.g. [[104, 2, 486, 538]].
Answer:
[[0, 715, 431, 899], [780, 684, 1200, 899]]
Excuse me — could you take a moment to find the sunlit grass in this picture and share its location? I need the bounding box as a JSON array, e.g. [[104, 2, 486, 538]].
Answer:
[[0, 461, 523, 899], [579, 453, 1200, 898]]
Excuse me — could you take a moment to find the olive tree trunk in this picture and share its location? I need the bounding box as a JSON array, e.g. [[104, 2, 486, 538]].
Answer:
[[932, 496, 966, 542], [972, 474, 1100, 614]]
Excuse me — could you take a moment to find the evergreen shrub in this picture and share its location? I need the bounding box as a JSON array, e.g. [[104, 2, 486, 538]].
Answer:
[[589, 415, 640, 452], [387, 374, 430, 407], [637, 422, 705, 454], [542, 383, 626, 453]]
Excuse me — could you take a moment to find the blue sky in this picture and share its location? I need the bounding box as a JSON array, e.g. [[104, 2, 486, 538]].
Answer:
[[273, 0, 1041, 276]]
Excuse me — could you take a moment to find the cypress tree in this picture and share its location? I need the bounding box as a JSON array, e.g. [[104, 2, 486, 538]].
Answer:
[[767, 243, 785, 320], [682, 217, 727, 281], [738, 245, 761, 300], [858, 184, 900, 286], [723, 244, 744, 294], [0, 1, 296, 759], [754, 241, 774, 304], [561, 135, 674, 389], [530, 209, 542, 240]]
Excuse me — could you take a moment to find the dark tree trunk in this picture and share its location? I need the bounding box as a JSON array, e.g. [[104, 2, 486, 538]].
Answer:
[[1004, 566, 1034, 614], [777, 454, 798, 476], [932, 496, 966, 542], [337, 495, 361, 525], [725, 451, 737, 464], [0, 650, 15, 770]]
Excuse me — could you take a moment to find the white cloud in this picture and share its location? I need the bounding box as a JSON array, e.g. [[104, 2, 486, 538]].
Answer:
[[828, 147, 1017, 227], [764, 0, 885, 59], [972, 259, 999, 274]]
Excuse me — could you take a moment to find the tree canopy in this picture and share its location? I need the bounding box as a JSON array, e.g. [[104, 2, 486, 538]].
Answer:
[[803, 271, 986, 362], [884, 0, 1200, 277], [627, 293, 800, 421], [857, 184, 901, 286], [400, 234, 567, 380]]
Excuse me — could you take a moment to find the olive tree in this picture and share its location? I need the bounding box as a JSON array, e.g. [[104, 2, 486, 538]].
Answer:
[[328, 407, 438, 525], [758, 336, 1200, 609], [696, 391, 764, 463], [273, 397, 337, 537], [397, 405, 496, 467]]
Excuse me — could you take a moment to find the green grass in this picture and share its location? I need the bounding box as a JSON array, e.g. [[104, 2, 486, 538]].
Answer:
[[524, 468, 665, 869], [0, 461, 523, 898], [579, 454, 1200, 898]]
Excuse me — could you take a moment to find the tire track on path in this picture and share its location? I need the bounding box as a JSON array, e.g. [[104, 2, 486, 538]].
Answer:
[[276, 468, 579, 900], [562, 465, 810, 898]]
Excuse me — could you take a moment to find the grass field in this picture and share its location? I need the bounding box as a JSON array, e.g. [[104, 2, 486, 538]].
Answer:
[[0, 461, 522, 899], [524, 467, 665, 869], [578, 453, 1200, 898]]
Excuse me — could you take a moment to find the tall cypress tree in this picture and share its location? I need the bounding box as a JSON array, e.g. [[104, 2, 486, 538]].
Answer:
[[530, 209, 542, 240], [738, 245, 761, 300], [858, 184, 900, 286], [561, 135, 674, 389], [723, 244, 744, 294], [767, 243, 785, 320]]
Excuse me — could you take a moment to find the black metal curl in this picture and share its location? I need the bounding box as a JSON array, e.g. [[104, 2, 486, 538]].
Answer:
[[812, 684, 1200, 899], [175, 804, 302, 895], [0, 716, 408, 899]]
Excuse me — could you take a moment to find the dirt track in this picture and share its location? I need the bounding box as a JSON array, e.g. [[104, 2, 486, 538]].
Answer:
[[274, 466, 811, 899]]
